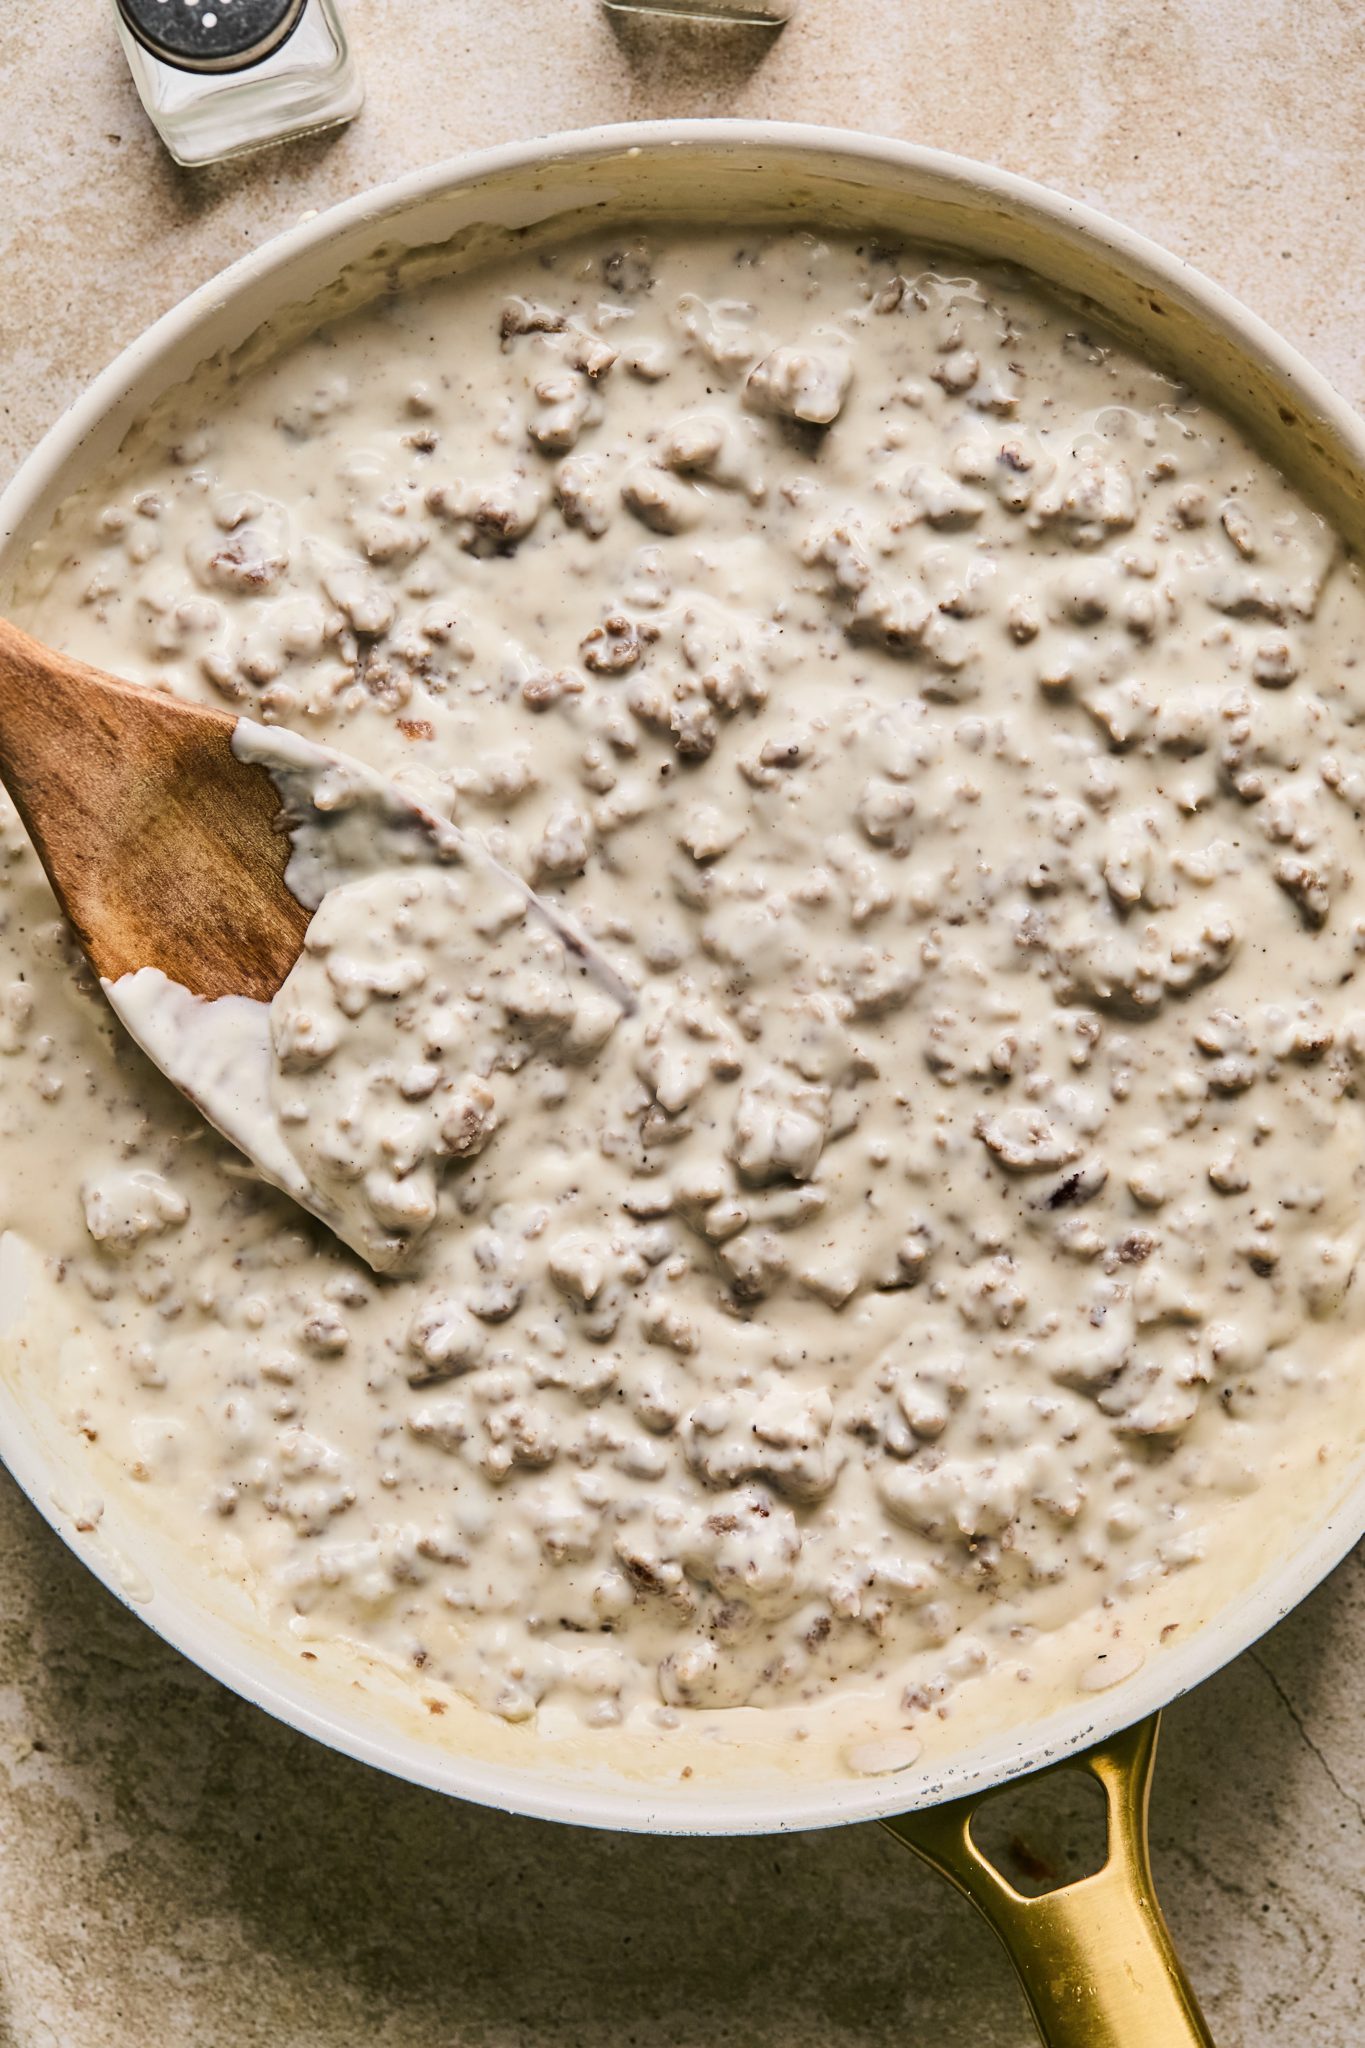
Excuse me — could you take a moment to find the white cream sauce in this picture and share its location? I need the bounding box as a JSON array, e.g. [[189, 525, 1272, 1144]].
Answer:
[[108, 717, 628, 1271], [4, 227, 1365, 1754]]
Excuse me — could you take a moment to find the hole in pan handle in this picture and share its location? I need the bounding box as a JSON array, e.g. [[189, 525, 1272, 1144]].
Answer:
[[881, 1714, 1215, 2048]]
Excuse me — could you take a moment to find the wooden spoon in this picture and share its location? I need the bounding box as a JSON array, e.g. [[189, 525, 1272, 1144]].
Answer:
[[0, 614, 632, 1268], [0, 614, 311, 1005], [0, 613, 632, 997]]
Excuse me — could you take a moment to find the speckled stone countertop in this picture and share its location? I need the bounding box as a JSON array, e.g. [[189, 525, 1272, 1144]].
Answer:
[[0, 5, 1362, 2044]]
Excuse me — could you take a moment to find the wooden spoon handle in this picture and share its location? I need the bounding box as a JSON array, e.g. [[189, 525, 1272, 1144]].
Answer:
[[0, 612, 234, 843], [0, 616, 309, 1000]]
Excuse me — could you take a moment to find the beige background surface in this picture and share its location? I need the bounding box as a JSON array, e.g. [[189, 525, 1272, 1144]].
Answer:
[[1, 3, 1363, 2043]]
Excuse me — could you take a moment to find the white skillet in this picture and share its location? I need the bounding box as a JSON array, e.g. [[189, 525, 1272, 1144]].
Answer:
[[3, 123, 1363, 2047]]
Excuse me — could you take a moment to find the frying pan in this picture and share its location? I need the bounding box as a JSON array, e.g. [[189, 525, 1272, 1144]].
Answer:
[[2, 122, 1363, 2048]]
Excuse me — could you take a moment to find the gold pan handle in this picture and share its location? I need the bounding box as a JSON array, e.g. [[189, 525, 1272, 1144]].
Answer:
[[882, 1714, 1213, 2048]]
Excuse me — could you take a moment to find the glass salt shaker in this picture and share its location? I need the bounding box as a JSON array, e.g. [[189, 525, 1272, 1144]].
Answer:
[[600, 0, 796, 23], [113, 0, 363, 168]]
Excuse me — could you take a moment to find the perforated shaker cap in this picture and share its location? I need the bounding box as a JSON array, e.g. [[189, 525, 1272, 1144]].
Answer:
[[116, 0, 308, 74]]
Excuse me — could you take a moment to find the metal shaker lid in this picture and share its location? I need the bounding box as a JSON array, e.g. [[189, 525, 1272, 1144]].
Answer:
[[116, 0, 308, 74]]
